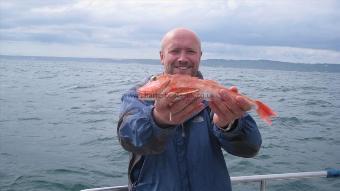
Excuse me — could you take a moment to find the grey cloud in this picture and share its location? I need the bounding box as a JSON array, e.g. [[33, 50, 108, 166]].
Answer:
[[2, 0, 340, 50], [0, 1, 145, 46], [198, 1, 340, 51], [1, 0, 339, 63]]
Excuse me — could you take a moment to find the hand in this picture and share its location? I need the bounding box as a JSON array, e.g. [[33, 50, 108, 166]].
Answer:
[[208, 87, 252, 128], [153, 92, 204, 127]]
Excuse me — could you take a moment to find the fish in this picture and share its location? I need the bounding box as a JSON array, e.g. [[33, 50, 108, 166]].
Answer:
[[138, 74, 277, 125]]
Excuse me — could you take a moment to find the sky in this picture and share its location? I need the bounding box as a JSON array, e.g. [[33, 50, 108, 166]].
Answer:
[[0, 0, 339, 64]]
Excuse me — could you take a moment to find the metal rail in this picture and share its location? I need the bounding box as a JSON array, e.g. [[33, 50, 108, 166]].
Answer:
[[81, 168, 340, 191]]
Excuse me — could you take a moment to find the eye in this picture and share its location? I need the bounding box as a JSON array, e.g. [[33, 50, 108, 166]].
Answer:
[[150, 76, 157, 81], [169, 49, 180, 54], [187, 49, 196, 54]]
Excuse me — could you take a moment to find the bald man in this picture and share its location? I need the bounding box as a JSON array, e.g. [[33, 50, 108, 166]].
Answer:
[[118, 28, 262, 191]]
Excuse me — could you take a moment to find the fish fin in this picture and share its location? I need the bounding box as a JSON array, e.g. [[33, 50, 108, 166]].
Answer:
[[254, 100, 277, 125], [161, 79, 171, 90], [177, 89, 199, 96]]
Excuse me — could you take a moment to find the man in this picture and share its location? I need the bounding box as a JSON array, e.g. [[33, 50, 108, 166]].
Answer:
[[117, 28, 262, 191]]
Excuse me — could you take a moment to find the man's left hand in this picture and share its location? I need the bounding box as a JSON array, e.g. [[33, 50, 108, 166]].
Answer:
[[208, 87, 252, 128]]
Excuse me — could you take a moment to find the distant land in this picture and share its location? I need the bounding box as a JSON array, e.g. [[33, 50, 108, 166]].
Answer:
[[1, 55, 340, 73]]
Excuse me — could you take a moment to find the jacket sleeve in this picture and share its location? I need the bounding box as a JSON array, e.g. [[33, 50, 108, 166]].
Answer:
[[117, 87, 175, 155], [212, 113, 262, 158]]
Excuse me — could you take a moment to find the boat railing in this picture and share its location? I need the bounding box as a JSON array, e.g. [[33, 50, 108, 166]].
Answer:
[[80, 168, 340, 191]]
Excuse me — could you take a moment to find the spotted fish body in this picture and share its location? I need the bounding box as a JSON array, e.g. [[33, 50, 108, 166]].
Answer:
[[138, 74, 277, 125]]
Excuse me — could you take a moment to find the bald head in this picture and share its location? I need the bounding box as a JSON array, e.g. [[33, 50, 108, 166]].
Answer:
[[159, 28, 202, 76], [160, 28, 201, 52]]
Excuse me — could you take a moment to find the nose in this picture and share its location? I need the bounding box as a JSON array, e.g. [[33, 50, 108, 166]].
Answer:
[[178, 51, 189, 63]]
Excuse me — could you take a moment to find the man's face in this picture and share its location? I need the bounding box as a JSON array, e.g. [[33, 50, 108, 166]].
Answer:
[[160, 31, 202, 76]]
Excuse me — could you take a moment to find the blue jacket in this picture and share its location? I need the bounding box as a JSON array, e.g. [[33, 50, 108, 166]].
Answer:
[[117, 74, 262, 191]]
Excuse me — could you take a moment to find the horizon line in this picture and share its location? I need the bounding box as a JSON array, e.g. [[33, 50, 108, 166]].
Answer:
[[0, 54, 338, 65]]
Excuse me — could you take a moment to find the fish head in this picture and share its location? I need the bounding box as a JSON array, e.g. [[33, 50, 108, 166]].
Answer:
[[138, 75, 171, 100]]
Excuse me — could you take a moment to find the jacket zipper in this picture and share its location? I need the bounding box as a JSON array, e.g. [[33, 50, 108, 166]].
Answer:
[[181, 124, 185, 137]]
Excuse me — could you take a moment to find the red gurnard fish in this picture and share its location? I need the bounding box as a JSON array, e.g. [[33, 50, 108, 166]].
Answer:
[[138, 74, 277, 125]]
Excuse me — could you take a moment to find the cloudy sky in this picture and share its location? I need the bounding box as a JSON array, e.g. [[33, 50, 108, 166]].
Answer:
[[0, 0, 339, 64]]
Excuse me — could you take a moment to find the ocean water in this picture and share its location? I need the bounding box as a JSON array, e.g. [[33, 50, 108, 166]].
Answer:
[[0, 57, 340, 191]]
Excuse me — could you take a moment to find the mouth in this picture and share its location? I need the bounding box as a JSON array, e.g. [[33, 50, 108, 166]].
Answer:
[[175, 65, 192, 70]]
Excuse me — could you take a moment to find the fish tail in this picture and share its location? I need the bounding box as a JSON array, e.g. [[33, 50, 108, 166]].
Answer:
[[254, 100, 277, 125]]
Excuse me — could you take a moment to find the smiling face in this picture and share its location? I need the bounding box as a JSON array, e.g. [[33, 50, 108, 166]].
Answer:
[[160, 28, 202, 76]]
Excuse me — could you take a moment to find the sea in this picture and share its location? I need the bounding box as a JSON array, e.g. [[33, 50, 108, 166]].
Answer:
[[1, 56, 340, 191]]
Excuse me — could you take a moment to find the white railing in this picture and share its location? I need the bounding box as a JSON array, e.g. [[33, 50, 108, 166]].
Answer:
[[81, 168, 340, 191]]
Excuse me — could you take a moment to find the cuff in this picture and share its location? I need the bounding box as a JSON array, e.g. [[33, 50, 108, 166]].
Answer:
[[213, 114, 249, 137], [215, 119, 240, 134], [216, 119, 237, 132]]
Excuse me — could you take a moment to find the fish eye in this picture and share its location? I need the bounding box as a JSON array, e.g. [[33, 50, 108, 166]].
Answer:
[[150, 76, 157, 81]]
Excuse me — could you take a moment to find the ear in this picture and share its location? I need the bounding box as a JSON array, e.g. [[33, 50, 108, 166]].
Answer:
[[197, 51, 202, 64], [160, 51, 164, 65]]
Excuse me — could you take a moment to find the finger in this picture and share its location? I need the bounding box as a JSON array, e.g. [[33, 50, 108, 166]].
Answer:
[[154, 92, 177, 114], [218, 90, 240, 114], [208, 101, 233, 123], [165, 92, 178, 107], [218, 89, 233, 103], [221, 97, 246, 117], [173, 96, 201, 116], [229, 86, 238, 93], [172, 102, 205, 123], [235, 96, 252, 111], [170, 95, 199, 114], [185, 102, 205, 118], [166, 92, 177, 100], [209, 101, 233, 126], [218, 89, 245, 117], [170, 93, 202, 114]]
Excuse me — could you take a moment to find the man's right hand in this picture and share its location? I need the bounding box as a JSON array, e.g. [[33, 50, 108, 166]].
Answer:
[[152, 92, 204, 127]]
